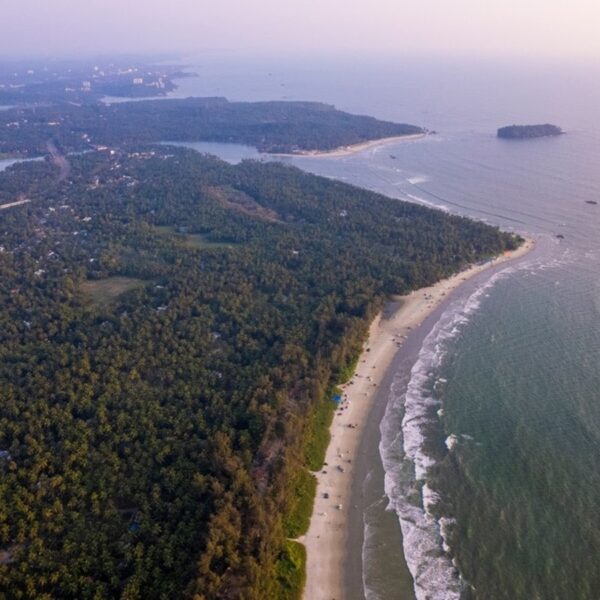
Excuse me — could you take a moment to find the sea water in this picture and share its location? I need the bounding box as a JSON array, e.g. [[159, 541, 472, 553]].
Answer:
[[162, 55, 600, 599]]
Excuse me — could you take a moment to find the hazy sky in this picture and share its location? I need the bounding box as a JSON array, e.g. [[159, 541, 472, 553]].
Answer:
[[3, 0, 600, 61]]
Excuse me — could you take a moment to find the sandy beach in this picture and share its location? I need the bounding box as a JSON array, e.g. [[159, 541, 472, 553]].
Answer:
[[301, 237, 535, 600], [275, 133, 426, 159]]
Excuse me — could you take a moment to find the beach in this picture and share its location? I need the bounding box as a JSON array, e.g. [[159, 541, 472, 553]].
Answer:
[[301, 238, 535, 600], [276, 133, 426, 159]]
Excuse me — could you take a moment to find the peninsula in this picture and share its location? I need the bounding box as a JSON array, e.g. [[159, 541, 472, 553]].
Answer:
[[0, 97, 424, 156], [0, 57, 521, 600], [497, 124, 564, 139]]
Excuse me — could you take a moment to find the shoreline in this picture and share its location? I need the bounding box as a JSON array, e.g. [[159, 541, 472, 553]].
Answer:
[[273, 133, 426, 159], [301, 237, 535, 600]]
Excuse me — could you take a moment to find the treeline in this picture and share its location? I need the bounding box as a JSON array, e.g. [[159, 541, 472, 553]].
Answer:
[[0, 148, 521, 599], [0, 98, 424, 156]]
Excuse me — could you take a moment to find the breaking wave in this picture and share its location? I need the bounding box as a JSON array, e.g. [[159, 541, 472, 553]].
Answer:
[[377, 261, 536, 599], [406, 193, 450, 212]]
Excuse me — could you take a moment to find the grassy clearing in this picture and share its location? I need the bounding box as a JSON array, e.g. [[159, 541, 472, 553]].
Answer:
[[337, 354, 360, 385], [80, 276, 145, 305], [274, 540, 306, 600], [278, 350, 363, 597], [206, 185, 282, 223], [283, 469, 317, 539], [155, 226, 235, 249], [304, 386, 342, 472], [303, 355, 361, 472]]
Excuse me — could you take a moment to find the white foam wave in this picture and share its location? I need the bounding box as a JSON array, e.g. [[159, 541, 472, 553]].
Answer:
[[407, 175, 430, 184], [378, 260, 536, 600], [439, 517, 457, 554], [445, 434, 459, 451], [406, 193, 450, 213], [422, 483, 442, 515]]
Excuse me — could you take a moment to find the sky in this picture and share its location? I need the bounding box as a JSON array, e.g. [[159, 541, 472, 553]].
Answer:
[[2, 0, 600, 62]]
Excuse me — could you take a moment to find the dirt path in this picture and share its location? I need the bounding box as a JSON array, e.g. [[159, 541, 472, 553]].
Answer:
[[46, 141, 71, 181]]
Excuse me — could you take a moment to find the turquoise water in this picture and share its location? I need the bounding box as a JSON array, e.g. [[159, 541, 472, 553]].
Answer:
[[436, 258, 600, 599], [158, 55, 600, 598]]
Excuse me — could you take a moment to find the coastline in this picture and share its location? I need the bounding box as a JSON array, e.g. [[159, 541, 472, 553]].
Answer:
[[301, 237, 535, 600], [274, 133, 426, 159]]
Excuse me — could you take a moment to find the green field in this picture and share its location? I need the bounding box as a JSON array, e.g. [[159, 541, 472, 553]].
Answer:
[[155, 225, 236, 249], [283, 469, 317, 539], [274, 540, 307, 600], [80, 276, 146, 305]]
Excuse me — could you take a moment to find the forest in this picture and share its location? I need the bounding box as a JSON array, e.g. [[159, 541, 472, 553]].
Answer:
[[0, 97, 424, 157], [497, 124, 564, 139], [0, 146, 521, 599]]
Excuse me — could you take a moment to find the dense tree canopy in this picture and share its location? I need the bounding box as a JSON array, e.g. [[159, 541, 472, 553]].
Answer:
[[497, 124, 563, 139], [0, 98, 423, 157], [0, 148, 520, 599]]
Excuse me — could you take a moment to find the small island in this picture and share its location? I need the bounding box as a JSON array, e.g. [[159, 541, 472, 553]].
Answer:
[[497, 124, 564, 140]]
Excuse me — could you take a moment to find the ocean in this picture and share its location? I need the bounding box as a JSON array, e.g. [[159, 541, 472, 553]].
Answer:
[[18, 54, 600, 598]]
